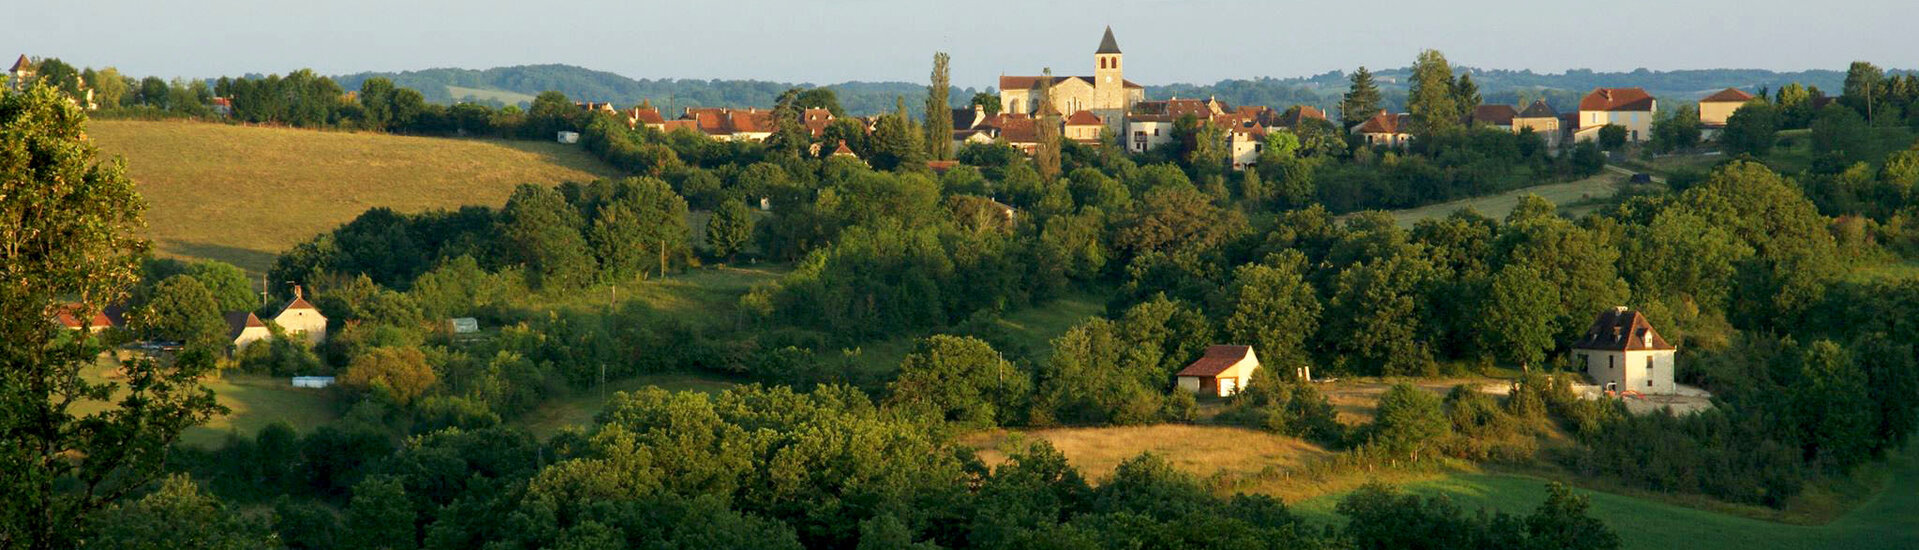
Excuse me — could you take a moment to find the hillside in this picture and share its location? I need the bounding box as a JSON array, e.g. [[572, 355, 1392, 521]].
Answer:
[[87, 120, 619, 274]]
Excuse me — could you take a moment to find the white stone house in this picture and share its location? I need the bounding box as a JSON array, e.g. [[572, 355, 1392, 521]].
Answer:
[[273, 286, 328, 345], [1177, 345, 1261, 397], [1572, 306, 1678, 395], [224, 311, 272, 351]]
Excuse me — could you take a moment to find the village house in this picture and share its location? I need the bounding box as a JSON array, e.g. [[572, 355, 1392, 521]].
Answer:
[[1063, 110, 1105, 143], [273, 286, 328, 345], [1177, 345, 1262, 397], [1572, 87, 1657, 143], [1512, 99, 1562, 147], [1124, 97, 1229, 153], [1698, 87, 1755, 140], [999, 27, 1146, 135], [224, 311, 272, 351], [1352, 110, 1413, 147], [1572, 306, 1678, 395], [626, 104, 667, 132], [677, 107, 776, 142]]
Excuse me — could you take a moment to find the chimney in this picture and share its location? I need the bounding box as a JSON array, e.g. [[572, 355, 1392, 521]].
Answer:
[[293, 285, 304, 300]]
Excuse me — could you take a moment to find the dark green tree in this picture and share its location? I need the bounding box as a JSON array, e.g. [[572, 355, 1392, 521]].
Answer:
[[500, 184, 594, 290], [1473, 264, 1559, 369], [1720, 100, 1778, 156], [1370, 383, 1450, 460], [1597, 124, 1628, 151], [1222, 255, 1320, 375], [132, 275, 229, 350], [706, 197, 755, 261], [970, 92, 1002, 116], [86, 475, 267, 550], [1340, 66, 1383, 129], [345, 476, 416, 550], [886, 335, 1030, 428], [188, 261, 258, 312], [1407, 50, 1463, 136]]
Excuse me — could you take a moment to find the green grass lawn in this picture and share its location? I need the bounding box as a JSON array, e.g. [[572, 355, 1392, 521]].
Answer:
[[512, 372, 738, 439], [1387, 171, 1629, 228], [843, 290, 1108, 383], [74, 355, 337, 448], [88, 119, 620, 275], [1765, 127, 1916, 174], [1290, 447, 1919, 550]]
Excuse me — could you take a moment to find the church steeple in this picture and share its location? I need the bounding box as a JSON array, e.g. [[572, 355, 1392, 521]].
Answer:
[[1094, 27, 1122, 86]]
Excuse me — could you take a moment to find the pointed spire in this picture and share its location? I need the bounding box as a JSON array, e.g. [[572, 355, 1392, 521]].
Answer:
[[1096, 27, 1121, 55]]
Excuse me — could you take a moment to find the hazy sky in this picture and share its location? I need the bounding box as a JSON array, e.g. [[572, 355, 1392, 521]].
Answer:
[[10, 0, 1916, 87]]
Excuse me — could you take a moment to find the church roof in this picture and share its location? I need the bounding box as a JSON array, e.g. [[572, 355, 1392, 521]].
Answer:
[[1096, 27, 1122, 54]]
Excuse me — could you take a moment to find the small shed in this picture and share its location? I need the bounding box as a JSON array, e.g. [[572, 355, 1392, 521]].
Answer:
[[291, 376, 335, 389], [557, 131, 580, 144], [449, 317, 480, 334], [1177, 345, 1261, 397]]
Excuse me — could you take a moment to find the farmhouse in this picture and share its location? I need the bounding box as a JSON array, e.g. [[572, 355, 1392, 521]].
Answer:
[[1177, 345, 1261, 397], [8, 54, 32, 90], [1572, 306, 1677, 395], [225, 311, 272, 350], [273, 286, 328, 345], [51, 303, 115, 332], [1512, 100, 1562, 147], [1469, 104, 1518, 130], [1572, 87, 1657, 143]]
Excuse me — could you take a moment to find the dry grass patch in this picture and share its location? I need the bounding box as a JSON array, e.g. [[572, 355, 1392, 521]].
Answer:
[[1386, 172, 1627, 228], [89, 119, 620, 274], [966, 424, 1332, 481]]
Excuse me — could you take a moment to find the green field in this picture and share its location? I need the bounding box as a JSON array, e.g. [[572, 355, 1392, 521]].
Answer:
[[75, 355, 337, 448], [88, 119, 619, 274], [844, 290, 1108, 382], [1386, 171, 1629, 228], [513, 372, 738, 439], [445, 85, 538, 106], [1291, 448, 1919, 550]]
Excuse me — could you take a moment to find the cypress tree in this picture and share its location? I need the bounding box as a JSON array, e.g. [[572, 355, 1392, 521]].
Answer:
[[1035, 68, 1062, 181], [924, 52, 954, 160], [1341, 66, 1382, 129]]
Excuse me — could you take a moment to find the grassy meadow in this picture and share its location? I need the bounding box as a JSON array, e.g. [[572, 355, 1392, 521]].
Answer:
[[1386, 171, 1629, 228], [87, 119, 619, 274], [76, 355, 337, 448]]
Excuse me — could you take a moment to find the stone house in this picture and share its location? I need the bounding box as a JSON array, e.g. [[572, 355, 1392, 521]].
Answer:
[[225, 311, 272, 350], [1698, 87, 1755, 140], [1512, 100, 1562, 147], [1352, 110, 1412, 147], [1572, 306, 1677, 395], [1177, 345, 1262, 397], [1573, 87, 1657, 143], [273, 286, 328, 345]]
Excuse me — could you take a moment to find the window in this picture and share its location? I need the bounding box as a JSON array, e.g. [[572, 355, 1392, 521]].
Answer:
[[1647, 380, 1653, 388], [1647, 357, 1654, 371], [1608, 355, 1614, 369]]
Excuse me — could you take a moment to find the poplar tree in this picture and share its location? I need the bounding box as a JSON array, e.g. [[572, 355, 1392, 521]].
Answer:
[[1340, 66, 1382, 129], [1035, 68, 1062, 181], [924, 52, 953, 160]]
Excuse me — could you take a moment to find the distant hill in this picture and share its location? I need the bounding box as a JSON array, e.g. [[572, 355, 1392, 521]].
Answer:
[[333, 63, 1858, 118]]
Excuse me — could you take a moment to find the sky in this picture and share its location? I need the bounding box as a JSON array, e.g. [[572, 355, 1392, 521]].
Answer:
[[10, 0, 1918, 88]]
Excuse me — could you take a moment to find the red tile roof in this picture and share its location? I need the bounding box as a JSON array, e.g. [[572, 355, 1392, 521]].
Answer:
[[52, 303, 113, 330], [1471, 104, 1518, 126], [1572, 307, 1675, 351], [831, 140, 856, 156], [1064, 110, 1103, 126], [803, 108, 834, 137], [982, 113, 1039, 143], [1700, 87, 1756, 103], [1177, 345, 1255, 377], [1354, 111, 1408, 134], [1579, 88, 1656, 112], [628, 107, 666, 125], [680, 107, 775, 136]]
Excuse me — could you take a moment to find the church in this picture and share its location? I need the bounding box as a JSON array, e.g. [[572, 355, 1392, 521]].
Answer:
[[997, 27, 1145, 134]]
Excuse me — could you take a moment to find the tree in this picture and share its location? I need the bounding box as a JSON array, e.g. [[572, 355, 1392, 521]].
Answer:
[[867, 98, 926, 171], [1791, 340, 1873, 472], [1407, 50, 1463, 136], [1222, 257, 1321, 374], [345, 476, 416, 550], [1526, 483, 1620, 550], [500, 184, 593, 289], [131, 275, 229, 350], [707, 198, 755, 261], [1473, 264, 1559, 369], [89, 67, 128, 109], [1810, 103, 1870, 164], [1842, 61, 1885, 123], [0, 84, 224, 549], [970, 92, 1002, 116], [1452, 72, 1482, 111], [1597, 124, 1627, 151], [1720, 100, 1778, 156], [1035, 68, 1063, 181], [924, 52, 954, 160], [358, 77, 395, 130], [340, 346, 437, 405], [1340, 67, 1382, 129], [1370, 383, 1450, 460], [1650, 105, 1702, 153], [87, 475, 266, 550], [885, 335, 1030, 427], [139, 76, 170, 108], [188, 261, 257, 312]]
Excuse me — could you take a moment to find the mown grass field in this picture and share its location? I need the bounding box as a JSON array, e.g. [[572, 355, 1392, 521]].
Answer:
[[843, 290, 1108, 382], [75, 355, 337, 448], [966, 424, 1333, 482], [1290, 445, 1919, 550], [1386, 171, 1629, 228], [88, 119, 619, 274]]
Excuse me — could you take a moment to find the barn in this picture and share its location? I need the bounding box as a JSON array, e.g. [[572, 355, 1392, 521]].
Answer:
[[1176, 345, 1261, 397]]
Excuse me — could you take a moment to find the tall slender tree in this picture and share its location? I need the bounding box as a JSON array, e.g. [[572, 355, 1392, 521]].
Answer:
[[1453, 72, 1481, 112], [1035, 68, 1062, 181], [1340, 67, 1382, 129], [924, 52, 954, 160]]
